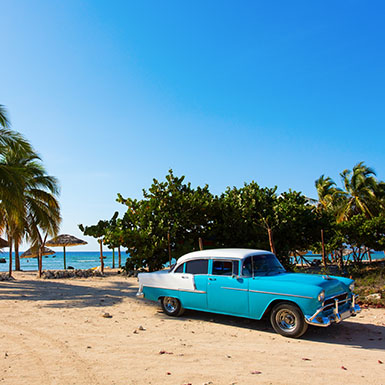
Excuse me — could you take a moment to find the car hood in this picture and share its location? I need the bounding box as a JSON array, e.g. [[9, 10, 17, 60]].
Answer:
[[260, 272, 348, 297]]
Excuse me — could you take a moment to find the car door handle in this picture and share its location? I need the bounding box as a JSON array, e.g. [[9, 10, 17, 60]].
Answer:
[[208, 277, 216, 281], [181, 276, 189, 279]]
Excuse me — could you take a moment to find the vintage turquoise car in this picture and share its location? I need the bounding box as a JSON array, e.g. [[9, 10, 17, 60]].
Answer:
[[137, 248, 361, 338]]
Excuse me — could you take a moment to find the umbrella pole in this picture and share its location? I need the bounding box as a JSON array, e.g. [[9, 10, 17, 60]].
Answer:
[[63, 246, 66, 270], [112, 248, 115, 269], [118, 246, 121, 268], [99, 239, 104, 273]]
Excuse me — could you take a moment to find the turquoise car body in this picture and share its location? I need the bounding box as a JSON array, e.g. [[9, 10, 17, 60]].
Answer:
[[137, 249, 360, 328]]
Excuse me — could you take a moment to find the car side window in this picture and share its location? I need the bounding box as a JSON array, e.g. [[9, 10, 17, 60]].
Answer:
[[242, 257, 252, 277], [174, 263, 184, 273], [185, 259, 208, 275], [212, 260, 238, 276]]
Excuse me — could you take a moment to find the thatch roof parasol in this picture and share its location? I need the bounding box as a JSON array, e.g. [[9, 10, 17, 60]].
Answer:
[[46, 234, 88, 247], [0, 237, 9, 248], [20, 247, 55, 258], [46, 234, 87, 270]]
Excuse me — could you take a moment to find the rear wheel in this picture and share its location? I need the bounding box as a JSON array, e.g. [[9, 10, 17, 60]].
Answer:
[[161, 297, 185, 317], [270, 303, 308, 338]]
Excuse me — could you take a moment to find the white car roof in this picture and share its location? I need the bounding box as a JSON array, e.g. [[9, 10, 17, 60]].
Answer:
[[177, 248, 273, 265]]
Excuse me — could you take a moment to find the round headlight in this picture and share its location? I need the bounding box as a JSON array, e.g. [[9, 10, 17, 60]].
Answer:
[[349, 283, 355, 292], [318, 290, 325, 303]]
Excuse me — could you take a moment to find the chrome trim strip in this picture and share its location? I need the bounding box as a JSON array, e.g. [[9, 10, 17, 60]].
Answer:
[[249, 289, 313, 299], [180, 289, 206, 294], [221, 287, 248, 292], [142, 285, 206, 294]]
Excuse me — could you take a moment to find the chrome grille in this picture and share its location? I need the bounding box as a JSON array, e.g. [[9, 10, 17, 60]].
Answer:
[[323, 292, 348, 308]]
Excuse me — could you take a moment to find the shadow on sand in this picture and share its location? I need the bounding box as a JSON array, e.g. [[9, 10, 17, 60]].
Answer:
[[1, 276, 384, 350], [0, 276, 138, 308], [155, 307, 385, 351]]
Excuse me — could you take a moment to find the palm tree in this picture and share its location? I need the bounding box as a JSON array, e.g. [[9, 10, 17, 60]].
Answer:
[[1, 149, 61, 276], [1, 105, 37, 227], [336, 162, 380, 222], [315, 175, 342, 212], [0, 104, 10, 129]]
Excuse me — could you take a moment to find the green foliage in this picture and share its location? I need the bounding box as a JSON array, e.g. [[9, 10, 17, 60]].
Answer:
[[116, 170, 215, 271], [81, 161, 385, 272], [81, 171, 326, 270]]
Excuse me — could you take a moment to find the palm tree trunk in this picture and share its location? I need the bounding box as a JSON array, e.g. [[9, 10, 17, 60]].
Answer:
[[118, 246, 121, 268], [267, 228, 276, 255], [8, 236, 13, 278], [14, 241, 20, 271]]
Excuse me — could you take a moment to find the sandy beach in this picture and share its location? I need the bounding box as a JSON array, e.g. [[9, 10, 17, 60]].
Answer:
[[0, 271, 384, 385]]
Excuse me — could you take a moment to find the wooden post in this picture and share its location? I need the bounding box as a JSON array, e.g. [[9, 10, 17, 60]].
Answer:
[[118, 246, 121, 268], [99, 239, 104, 273], [112, 248, 115, 269], [198, 237, 203, 251], [63, 246, 66, 270], [321, 229, 327, 266], [167, 232, 172, 268], [367, 248, 372, 263], [8, 237, 12, 278]]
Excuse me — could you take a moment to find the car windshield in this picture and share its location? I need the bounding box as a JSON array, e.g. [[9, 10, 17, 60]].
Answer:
[[242, 254, 285, 276]]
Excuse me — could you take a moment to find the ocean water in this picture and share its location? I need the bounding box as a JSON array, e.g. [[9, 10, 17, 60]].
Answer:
[[0, 250, 130, 272], [0, 250, 383, 272], [291, 250, 385, 263]]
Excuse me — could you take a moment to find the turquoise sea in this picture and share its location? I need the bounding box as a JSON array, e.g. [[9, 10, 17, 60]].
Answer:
[[0, 250, 383, 272], [291, 250, 384, 264], [0, 250, 130, 272]]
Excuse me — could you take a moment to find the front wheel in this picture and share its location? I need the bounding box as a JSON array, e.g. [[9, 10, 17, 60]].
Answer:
[[161, 297, 185, 317], [270, 303, 308, 338]]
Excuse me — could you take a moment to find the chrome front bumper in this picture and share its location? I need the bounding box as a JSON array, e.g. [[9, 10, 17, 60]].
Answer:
[[305, 294, 361, 327]]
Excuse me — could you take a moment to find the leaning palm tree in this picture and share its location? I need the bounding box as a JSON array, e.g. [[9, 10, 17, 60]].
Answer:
[[0, 104, 10, 129], [0, 104, 37, 239], [0, 104, 34, 153], [1, 149, 61, 276]]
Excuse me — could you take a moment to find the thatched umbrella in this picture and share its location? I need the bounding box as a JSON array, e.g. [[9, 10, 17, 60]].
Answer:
[[20, 246, 55, 258], [0, 237, 9, 249], [46, 234, 87, 270]]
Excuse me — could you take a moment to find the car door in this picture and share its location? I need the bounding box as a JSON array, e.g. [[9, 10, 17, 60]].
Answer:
[[178, 259, 208, 310], [245, 254, 284, 319], [207, 259, 249, 316]]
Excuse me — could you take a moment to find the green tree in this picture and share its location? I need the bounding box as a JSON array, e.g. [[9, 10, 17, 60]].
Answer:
[[80, 212, 125, 268], [337, 214, 385, 263], [116, 170, 215, 271]]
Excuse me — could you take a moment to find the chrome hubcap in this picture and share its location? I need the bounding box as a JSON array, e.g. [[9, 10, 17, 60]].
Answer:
[[276, 309, 296, 331], [164, 297, 178, 312]]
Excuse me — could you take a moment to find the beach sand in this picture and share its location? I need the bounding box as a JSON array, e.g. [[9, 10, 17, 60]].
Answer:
[[0, 271, 384, 385]]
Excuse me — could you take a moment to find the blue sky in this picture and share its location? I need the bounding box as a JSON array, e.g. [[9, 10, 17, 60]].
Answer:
[[1, 1, 385, 250]]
